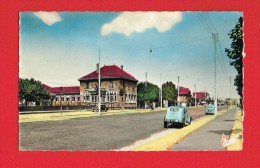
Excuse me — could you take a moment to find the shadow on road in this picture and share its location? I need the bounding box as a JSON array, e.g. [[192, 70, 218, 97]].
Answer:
[[209, 130, 231, 135], [224, 119, 235, 122]]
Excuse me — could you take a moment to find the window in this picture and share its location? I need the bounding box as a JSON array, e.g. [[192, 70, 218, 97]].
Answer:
[[66, 97, 70, 102], [101, 96, 105, 103], [61, 97, 64, 101], [92, 95, 96, 102], [110, 95, 114, 102], [109, 81, 114, 88], [78, 97, 81, 102], [72, 97, 75, 101], [105, 95, 109, 102], [86, 83, 89, 89]]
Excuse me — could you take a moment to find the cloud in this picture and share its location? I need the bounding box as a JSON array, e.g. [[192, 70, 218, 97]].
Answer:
[[101, 12, 182, 36], [33, 12, 62, 26]]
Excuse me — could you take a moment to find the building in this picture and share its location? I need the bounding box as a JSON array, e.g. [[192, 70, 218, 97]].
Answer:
[[193, 92, 210, 104], [43, 84, 81, 106], [178, 86, 191, 104], [78, 65, 138, 109]]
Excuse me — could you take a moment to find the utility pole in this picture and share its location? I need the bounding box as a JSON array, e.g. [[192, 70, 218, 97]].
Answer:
[[160, 74, 162, 108], [60, 87, 62, 115], [212, 33, 218, 114], [98, 49, 101, 115], [194, 84, 197, 107], [177, 76, 180, 105], [230, 76, 232, 107], [230, 76, 232, 99], [60, 86, 62, 115], [204, 88, 207, 104], [145, 72, 148, 87], [145, 72, 148, 109]]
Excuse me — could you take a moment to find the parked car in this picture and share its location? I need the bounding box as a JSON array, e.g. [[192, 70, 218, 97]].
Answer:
[[163, 106, 192, 128], [205, 104, 215, 115], [92, 104, 107, 112]]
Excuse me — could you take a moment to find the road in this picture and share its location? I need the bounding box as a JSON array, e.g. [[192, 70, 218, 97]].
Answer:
[[171, 107, 237, 151], [19, 106, 226, 151]]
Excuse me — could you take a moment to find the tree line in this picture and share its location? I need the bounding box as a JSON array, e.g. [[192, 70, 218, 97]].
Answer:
[[19, 78, 50, 106]]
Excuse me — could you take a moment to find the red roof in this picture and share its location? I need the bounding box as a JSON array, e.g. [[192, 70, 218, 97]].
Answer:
[[179, 86, 191, 95], [79, 65, 138, 81], [193, 92, 208, 99], [43, 84, 80, 94]]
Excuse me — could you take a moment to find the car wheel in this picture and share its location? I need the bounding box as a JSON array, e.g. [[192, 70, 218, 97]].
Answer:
[[189, 117, 192, 125], [164, 121, 167, 128], [182, 123, 186, 128]]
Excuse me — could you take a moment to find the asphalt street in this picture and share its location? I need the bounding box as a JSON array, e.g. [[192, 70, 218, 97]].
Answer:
[[19, 106, 226, 151], [171, 107, 237, 151], [19, 111, 166, 151]]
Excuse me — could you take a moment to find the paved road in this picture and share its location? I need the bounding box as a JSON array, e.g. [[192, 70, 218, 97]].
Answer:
[[171, 107, 237, 151], [19, 106, 226, 151]]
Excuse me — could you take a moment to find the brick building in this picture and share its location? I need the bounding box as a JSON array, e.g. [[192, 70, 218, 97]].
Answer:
[[193, 92, 210, 104], [43, 84, 81, 106], [78, 65, 138, 109], [178, 86, 191, 104]]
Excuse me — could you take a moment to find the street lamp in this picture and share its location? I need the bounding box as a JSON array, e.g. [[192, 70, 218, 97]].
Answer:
[[160, 73, 162, 108], [60, 86, 62, 115], [84, 92, 86, 110], [177, 76, 180, 105], [98, 49, 101, 115]]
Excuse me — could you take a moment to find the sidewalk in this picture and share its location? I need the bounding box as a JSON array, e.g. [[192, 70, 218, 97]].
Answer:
[[171, 107, 237, 150], [132, 107, 236, 151], [227, 109, 243, 150]]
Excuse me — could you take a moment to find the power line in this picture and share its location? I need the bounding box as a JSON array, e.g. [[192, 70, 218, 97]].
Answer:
[[196, 12, 218, 35], [205, 13, 218, 33], [217, 38, 229, 76], [196, 13, 212, 34], [150, 36, 211, 51], [42, 81, 76, 86]]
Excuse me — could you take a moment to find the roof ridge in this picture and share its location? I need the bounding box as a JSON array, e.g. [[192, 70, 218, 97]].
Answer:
[[79, 64, 138, 81]]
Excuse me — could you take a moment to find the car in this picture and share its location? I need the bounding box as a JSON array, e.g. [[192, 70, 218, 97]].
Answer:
[[205, 104, 215, 115], [163, 106, 192, 128], [92, 104, 107, 112]]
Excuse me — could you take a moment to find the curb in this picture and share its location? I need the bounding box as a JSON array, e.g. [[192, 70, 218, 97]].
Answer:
[[132, 107, 233, 151], [226, 109, 243, 150], [19, 108, 167, 123]]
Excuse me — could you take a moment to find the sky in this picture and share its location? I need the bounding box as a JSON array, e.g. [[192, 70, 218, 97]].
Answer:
[[19, 11, 242, 99]]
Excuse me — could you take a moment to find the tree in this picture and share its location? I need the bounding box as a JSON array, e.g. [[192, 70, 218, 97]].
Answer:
[[225, 17, 243, 108], [19, 78, 50, 106], [137, 82, 159, 104], [162, 81, 177, 105]]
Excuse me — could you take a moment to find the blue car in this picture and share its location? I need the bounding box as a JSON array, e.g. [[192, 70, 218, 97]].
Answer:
[[164, 106, 192, 128], [205, 104, 215, 115]]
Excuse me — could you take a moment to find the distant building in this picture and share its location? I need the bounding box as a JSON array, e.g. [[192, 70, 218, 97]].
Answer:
[[78, 65, 138, 109], [43, 84, 81, 106], [178, 86, 191, 104], [193, 92, 210, 104]]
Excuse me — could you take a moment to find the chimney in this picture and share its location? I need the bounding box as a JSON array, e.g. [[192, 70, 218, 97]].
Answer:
[[121, 65, 123, 70]]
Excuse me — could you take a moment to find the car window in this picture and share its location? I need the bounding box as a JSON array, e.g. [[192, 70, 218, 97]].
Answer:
[[169, 107, 179, 112]]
